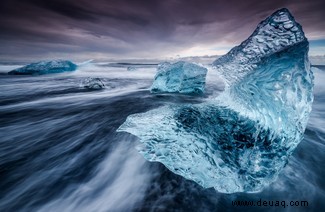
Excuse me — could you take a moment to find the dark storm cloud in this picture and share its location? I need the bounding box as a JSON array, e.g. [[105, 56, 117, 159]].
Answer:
[[0, 0, 324, 61]]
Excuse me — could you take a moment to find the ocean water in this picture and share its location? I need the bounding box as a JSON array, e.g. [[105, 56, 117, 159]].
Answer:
[[0, 63, 324, 212]]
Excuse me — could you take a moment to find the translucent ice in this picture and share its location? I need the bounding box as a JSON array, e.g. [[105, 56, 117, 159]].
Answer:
[[8, 60, 77, 75], [118, 8, 314, 193], [150, 61, 208, 94], [81, 77, 105, 90]]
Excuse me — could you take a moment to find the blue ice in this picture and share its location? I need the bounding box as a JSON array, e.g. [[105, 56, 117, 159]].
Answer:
[[8, 60, 77, 75], [151, 61, 208, 94], [118, 8, 314, 193]]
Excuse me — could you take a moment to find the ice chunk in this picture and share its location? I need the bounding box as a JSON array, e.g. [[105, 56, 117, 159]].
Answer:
[[81, 77, 105, 90], [150, 61, 208, 94], [212, 8, 306, 87], [8, 60, 77, 75], [127, 66, 137, 71], [117, 8, 314, 193]]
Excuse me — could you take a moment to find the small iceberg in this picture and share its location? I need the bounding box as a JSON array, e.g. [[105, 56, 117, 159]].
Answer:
[[8, 60, 77, 75], [150, 61, 208, 94], [81, 77, 105, 90], [127, 66, 138, 71]]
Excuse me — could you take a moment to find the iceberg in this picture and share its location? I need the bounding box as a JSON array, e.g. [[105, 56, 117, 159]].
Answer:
[[117, 8, 314, 193], [150, 61, 208, 94], [81, 77, 105, 90], [8, 60, 77, 75]]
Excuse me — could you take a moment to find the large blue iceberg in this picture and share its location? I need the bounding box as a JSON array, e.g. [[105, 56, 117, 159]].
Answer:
[[151, 61, 208, 94], [117, 8, 314, 193], [8, 60, 77, 75]]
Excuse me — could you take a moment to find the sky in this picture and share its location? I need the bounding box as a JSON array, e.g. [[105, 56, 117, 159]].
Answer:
[[0, 0, 324, 62]]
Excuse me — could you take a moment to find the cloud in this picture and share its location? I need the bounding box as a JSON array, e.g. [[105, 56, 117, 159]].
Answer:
[[0, 0, 324, 61]]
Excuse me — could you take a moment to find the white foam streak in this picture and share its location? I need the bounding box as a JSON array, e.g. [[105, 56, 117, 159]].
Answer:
[[39, 140, 152, 212]]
